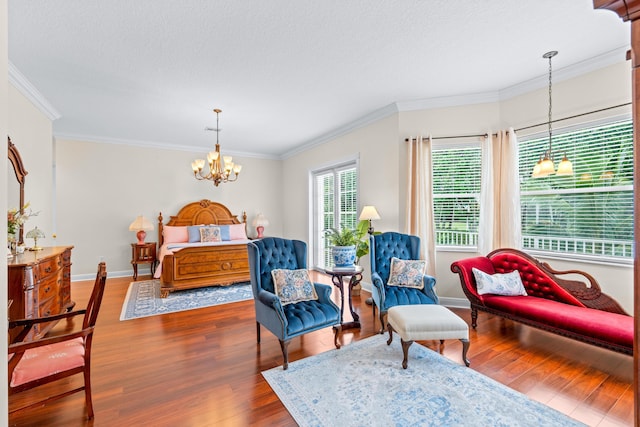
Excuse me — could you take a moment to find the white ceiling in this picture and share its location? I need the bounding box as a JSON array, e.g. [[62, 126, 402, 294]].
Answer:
[[7, 0, 630, 159]]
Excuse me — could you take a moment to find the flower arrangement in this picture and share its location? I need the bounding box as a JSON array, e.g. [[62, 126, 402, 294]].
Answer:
[[7, 202, 38, 241]]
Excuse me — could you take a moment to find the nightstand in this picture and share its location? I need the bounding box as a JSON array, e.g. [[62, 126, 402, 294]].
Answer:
[[131, 242, 157, 281]]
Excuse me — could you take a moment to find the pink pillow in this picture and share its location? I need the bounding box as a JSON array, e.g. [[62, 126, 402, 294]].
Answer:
[[229, 223, 248, 240], [163, 225, 189, 243]]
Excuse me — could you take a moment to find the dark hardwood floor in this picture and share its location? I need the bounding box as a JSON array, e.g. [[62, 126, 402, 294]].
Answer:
[[8, 272, 634, 426]]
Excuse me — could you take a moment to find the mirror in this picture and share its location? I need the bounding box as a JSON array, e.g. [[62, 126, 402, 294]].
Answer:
[[8, 137, 28, 244]]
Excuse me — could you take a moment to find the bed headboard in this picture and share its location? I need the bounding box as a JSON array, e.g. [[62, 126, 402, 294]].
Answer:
[[157, 200, 247, 246]]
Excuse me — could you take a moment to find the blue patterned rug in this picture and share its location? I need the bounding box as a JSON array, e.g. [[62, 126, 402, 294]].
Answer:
[[119, 279, 252, 320], [262, 335, 585, 427]]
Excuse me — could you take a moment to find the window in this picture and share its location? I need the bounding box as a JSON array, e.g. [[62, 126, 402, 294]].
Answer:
[[432, 143, 482, 248], [312, 162, 358, 269], [519, 119, 634, 260]]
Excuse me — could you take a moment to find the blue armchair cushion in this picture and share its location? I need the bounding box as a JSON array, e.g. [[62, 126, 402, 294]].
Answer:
[[283, 299, 338, 335], [387, 257, 426, 289], [271, 269, 318, 305]]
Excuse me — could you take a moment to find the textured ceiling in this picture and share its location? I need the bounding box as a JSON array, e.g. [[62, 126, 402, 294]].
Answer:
[[7, 1, 630, 158]]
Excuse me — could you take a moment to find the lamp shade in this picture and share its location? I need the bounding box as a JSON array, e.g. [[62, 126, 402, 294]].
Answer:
[[129, 216, 154, 232], [359, 206, 381, 221], [252, 213, 270, 227], [129, 215, 154, 245]]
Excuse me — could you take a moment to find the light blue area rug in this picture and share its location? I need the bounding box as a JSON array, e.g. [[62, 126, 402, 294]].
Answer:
[[119, 279, 252, 321], [262, 335, 585, 427]]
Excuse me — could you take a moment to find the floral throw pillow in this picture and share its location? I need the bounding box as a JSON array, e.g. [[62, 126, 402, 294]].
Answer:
[[387, 257, 426, 289], [472, 268, 528, 296], [271, 269, 318, 305], [200, 226, 221, 243]]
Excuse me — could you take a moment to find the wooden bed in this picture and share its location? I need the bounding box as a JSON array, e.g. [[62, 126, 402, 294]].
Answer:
[[157, 200, 250, 297]]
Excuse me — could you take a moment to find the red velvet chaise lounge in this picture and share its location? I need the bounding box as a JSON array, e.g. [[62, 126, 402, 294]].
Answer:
[[450, 248, 633, 355]]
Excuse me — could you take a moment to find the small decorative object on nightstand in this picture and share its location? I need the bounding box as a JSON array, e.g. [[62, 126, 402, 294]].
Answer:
[[252, 213, 269, 238], [25, 226, 45, 251], [130, 242, 157, 281], [129, 215, 154, 245]]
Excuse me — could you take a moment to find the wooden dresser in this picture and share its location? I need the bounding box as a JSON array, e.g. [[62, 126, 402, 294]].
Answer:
[[7, 246, 74, 342]]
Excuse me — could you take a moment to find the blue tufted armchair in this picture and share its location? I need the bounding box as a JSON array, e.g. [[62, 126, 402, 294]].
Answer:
[[369, 232, 439, 333], [248, 237, 342, 370]]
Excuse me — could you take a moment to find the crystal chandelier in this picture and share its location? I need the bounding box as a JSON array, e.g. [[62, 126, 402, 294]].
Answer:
[[532, 51, 573, 178], [191, 109, 242, 186]]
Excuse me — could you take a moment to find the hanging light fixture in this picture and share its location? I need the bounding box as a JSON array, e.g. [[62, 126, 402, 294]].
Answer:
[[532, 51, 573, 178], [191, 108, 242, 186]]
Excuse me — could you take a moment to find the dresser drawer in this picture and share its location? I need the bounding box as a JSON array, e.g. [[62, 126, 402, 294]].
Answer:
[[36, 254, 63, 279], [38, 273, 61, 302], [39, 296, 60, 318]]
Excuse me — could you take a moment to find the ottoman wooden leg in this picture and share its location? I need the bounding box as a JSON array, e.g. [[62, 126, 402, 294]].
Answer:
[[386, 323, 394, 346], [461, 338, 470, 367], [400, 338, 413, 369]]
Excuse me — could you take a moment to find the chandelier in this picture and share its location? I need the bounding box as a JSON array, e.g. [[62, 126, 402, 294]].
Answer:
[[191, 109, 242, 186], [532, 51, 573, 178]]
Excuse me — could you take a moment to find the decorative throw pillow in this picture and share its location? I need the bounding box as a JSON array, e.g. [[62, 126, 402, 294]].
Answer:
[[219, 225, 231, 241], [162, 225, 189, 243], [472, 268, 528, 296], [187, 225, 203, 243], [387, 257, 426, 289], [271, 269, 318, 305], [229, 223, 248, 240], [200, 226, 221, 243]]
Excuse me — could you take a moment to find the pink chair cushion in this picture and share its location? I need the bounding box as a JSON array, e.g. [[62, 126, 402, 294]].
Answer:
[[10, 337, 85, 387]]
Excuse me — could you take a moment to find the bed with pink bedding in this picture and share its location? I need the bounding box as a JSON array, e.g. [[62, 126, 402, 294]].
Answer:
[[155, 200, 251, 297]]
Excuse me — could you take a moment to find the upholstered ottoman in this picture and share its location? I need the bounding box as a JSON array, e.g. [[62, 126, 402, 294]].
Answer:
[[386, 305, 470, 369]]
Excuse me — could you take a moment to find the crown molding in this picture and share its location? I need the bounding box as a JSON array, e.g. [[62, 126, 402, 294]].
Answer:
[[53, 132, 279, 160], [282, 103, 400, 159], [8, 61, 61, 121], [396, 91, 500, 112], [498, 46, 629, 100]]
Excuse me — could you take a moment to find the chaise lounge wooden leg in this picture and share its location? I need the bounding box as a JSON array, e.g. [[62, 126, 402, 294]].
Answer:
[[279, 339, 291, 370], [460, 338, 470, 367], [471, 308, 478, 329], [256, 321, 261, 343]]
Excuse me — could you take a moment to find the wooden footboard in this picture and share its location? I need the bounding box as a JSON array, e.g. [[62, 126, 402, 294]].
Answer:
[[160, 244, 250, 297]]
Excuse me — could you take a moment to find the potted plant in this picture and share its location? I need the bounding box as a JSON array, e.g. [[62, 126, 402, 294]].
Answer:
[[324, 227, 359, 267]]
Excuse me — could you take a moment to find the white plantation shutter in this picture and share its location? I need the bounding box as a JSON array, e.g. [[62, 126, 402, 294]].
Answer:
[[312, 163, 359, 269], [519, 120, 634, 259], [432, 144, 482, 248]]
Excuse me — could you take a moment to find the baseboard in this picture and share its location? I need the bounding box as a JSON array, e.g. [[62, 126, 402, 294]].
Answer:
[[72, 269, 137, 282], [438, 297, 470, 309]]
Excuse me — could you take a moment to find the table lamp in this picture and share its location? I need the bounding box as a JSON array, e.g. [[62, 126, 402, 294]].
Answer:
[[359, 205, 381, 235], [25, 226, 45, 251], [129, 215, 154, 245], [252, 213, 269, 238]]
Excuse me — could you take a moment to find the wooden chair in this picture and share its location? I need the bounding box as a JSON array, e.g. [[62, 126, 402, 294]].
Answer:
[[8, 262, 107, 419]]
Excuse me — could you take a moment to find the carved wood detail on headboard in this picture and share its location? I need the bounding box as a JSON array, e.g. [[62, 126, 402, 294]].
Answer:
[[157, 200, 247, 246]]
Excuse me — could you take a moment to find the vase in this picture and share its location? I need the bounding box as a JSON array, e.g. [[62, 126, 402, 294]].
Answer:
[[331, 245, 356, 267]]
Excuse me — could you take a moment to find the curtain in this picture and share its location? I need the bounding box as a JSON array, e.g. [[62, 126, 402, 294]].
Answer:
[[406, 135, 436, 277], [478, 128, 521, 254]]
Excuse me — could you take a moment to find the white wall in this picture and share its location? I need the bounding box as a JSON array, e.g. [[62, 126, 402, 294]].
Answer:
[[7, 84, 54, 236], [54, 139, 283, 278]]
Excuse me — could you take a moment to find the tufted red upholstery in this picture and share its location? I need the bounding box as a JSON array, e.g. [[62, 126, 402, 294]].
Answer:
[[488, 251, 584, 306], [450, 248, 632, 355]]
